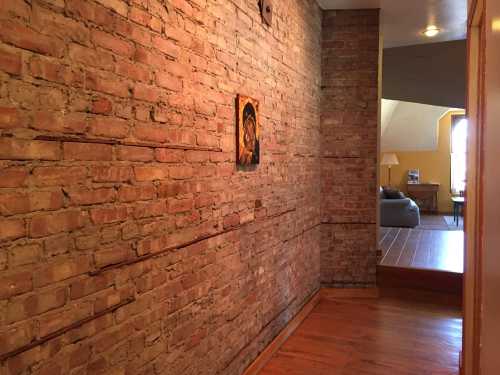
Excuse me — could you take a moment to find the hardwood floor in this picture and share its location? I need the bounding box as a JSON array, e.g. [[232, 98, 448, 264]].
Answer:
[[258, 297, 462, 375], [379, 227, 464, 273]]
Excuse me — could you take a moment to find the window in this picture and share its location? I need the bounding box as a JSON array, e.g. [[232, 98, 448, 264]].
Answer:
[[451, 116, 467, 195]]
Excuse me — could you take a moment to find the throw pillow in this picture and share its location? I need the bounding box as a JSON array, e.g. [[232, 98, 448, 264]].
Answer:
[[383, 187, 405, 199]]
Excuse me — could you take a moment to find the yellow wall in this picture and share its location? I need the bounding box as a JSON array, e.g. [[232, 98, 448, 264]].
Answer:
[[380, 110, 465, 213]]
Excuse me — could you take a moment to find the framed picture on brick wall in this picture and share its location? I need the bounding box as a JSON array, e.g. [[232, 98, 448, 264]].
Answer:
[[237, 95, 260, 165]]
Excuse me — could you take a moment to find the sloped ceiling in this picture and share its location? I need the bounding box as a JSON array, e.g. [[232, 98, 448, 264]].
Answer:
[[381, 100, 452, 151]]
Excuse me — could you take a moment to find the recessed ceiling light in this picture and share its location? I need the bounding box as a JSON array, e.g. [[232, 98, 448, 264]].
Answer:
[[423, 26, 440, 37]]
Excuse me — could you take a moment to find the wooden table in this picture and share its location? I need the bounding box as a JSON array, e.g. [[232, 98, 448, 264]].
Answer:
[[452, 196, 465, 225], [407, 183, 440, 213]]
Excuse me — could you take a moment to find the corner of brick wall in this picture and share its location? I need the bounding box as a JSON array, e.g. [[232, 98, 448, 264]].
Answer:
[[320, 9, 380, 287]]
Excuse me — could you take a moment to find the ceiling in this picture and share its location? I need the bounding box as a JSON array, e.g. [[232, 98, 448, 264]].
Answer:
[[381, 99, 455, 151], [317, 0, 467, 48]]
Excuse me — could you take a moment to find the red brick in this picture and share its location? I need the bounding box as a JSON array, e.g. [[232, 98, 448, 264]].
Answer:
[[33, 112, 87, 133], [32, 166, 88, 187], [63, 142, 113, 161], [94, 245, 130, 268], [169, 165, 193, 180], [30, 57, 83, 86], [133, 199, 167, 218], [0, 271, 32, 299], [90, 206, 128, 224], [130, 7, 151, 27], [91, 166, 131, 182], [85, 71, 130, 98], [70, 274, 113, 299], [91, 29, 134, 57], [0, 46, 22, 75], [0, 107, 23, 129], [152, 35, 179, 58], [29, 210, 86, 238], [155, 149, 184, 163], [66, 0, 114, 30], [127, 23, 152, 47], [0, 191, 64, 216], [117, 145, 154, 161], [9, 243, 42, 267], [0, 19, 64, 57], [168, 198, 193, 214], [37, 302, 92, 337], [0, 0, 31, 19], [0, 139, 60, 161], [134, 45, 167, 67], [117, 185, 156, 202], [133, 123, 170, 143], [0, 167, 28, 187], [223, 213, 240, 229], [69, 344, 90, 369], [195, 193, 215, 208], [152, 106, 168, 123], [96, 0, 128, 17], [134, 166, 168, 181], [155, 71, 182, 92], [164, 59, 191, 77], [186, 150, 209, 163], [35, 256, 91, 287], [0, 321, 33, 357], [0, 218, 25, 241], [65, 187, 116, 206], [69, 43, 114, 71], [89, 117, 129, 138], [91, 97, 113, 115], [133, 83, 162, 102], [115, 59, 150, 83], [6, 287, 66, 323]]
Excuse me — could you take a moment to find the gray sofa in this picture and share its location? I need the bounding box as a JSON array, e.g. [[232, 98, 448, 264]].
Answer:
[[380, 189, 420, 228]]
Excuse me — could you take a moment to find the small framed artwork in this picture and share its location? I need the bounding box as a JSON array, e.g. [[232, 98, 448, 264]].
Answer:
[[237, 95, 260, 165], [408, 169, 420, 184]]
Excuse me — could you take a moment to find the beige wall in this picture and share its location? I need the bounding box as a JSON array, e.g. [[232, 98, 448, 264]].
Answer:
[[381, 110, 465, 213]]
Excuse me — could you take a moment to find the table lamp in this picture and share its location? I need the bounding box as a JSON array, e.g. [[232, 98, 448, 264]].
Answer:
[[381, 153, 399, 187]]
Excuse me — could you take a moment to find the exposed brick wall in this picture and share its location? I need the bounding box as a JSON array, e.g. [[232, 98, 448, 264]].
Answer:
[[320, 10, 380, 287], [0, 1, 322, 374]]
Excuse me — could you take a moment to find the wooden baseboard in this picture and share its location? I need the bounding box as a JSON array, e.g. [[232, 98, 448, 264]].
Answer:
[[242, 290, 321, 375], [321, 287, 380, 300], [242, 287, 379, 375]]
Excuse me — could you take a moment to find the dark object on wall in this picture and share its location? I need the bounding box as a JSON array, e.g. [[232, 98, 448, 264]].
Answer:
[[259, 0, 273, 26], [383, 40, 466, 108], [237, 95, 260, 165]]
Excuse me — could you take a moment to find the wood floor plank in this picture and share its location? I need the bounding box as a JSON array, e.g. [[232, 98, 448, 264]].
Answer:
[[411, 228, 433, 269], [380, 228, 410, 266], [258, 298, 462, 375], [396, 229, 422, 267], [379, 227, 398, 258]]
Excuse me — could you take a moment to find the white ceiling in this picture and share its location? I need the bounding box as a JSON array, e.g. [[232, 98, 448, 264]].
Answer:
[[317, 0, 467, 48]]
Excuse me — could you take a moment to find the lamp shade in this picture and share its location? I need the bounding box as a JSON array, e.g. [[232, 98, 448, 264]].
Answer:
[[381, 153, 399, 166]]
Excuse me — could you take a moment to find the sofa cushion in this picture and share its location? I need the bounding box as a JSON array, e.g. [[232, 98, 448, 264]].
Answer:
[[383, 187, 405, 199]]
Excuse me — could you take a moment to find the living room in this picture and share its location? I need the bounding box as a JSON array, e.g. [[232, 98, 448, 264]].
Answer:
[[378, 40, 466, 291]]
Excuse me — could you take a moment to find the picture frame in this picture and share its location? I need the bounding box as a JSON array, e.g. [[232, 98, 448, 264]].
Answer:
[[408, 169, 420, 184], [236, 95, 260, 165]]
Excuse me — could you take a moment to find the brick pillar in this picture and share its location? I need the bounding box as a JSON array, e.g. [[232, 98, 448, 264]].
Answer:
[[320, 10, 380, 287]]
